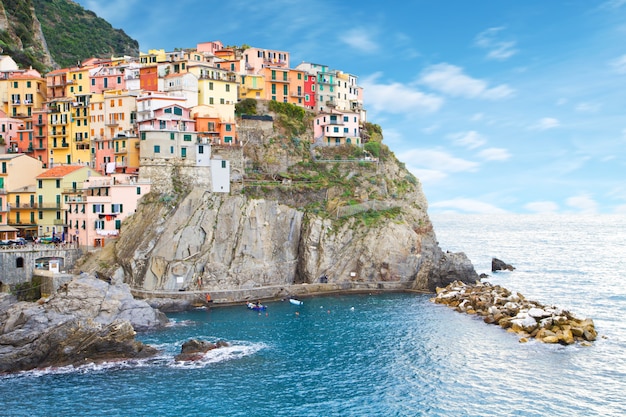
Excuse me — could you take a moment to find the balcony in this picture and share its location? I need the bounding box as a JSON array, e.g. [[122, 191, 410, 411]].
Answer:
[[105, 120, 119, 127], [8, 203, 38, 209], [39, 203, 62, 209], [115, 147, 127, 155], [53, 219, 66, 226]]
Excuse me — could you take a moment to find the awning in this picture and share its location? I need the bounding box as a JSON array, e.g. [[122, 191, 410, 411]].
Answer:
[[0, 225, 18, 232]]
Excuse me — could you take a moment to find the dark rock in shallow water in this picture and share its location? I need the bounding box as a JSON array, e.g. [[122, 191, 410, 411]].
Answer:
[[0, 275, 165, 373], [492, 258, 515, 272], [175, 339, 230, 361]]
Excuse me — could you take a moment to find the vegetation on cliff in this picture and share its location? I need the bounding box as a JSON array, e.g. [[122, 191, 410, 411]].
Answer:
[[0, 0, 138, 71]]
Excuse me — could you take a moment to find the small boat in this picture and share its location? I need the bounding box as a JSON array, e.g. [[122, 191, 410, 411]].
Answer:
[[289, 298, 303, 306], [247, 302, 267, 311]]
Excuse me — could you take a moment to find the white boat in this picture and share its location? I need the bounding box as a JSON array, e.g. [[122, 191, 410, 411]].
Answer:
[[289, 298, 303, 306]]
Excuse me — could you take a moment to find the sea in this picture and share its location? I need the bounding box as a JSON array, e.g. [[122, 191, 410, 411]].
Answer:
[[1, 213, 625, 417]]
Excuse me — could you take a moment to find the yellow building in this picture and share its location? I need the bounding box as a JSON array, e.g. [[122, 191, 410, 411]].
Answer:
[[35, 165, 102, 239], [6, 69, 46, 120], [190, 65, 238, 121], [0, 154, 44, 239], [239, 73, 265, 100]]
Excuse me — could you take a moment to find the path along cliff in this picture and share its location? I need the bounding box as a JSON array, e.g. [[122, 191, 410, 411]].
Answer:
[[92, 110, 478, 303]]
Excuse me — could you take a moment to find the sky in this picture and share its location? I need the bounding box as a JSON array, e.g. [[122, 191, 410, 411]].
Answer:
[[74, 0, 626, 214]]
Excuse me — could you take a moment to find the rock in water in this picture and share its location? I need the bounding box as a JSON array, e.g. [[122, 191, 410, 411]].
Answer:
[[175, 339, 230, 361], [0, 274, 166, 373], [492, 258, 515, 272]]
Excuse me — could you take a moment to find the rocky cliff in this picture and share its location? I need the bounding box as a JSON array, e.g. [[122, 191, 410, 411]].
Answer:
[[0, 0, 139, 71], [102, 110, 478, 300]]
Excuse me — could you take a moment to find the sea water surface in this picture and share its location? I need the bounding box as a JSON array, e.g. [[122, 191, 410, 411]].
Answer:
[[1, 214, 625, 416]]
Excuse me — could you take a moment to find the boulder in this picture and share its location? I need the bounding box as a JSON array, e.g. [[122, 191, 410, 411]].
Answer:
[[174, 339, 230, 361], [0, 274, 166, 373], [492, 258, 515, 272]]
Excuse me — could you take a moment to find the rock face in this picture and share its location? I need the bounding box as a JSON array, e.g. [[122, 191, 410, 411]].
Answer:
[[492, 258, 515, 272], [0, 275, 166, 373], [432, 280, 597, 345], [112, 160, 478, 296]]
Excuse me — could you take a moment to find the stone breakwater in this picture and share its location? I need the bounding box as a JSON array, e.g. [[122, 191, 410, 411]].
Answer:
[[432, 281, 597, 345]]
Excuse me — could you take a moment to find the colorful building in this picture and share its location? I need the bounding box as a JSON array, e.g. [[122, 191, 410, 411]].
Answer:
[[35, 165, 102, 240], [0, 154, 44, 239], [313, 109, 362, 146], [66, 173, 150, 248]]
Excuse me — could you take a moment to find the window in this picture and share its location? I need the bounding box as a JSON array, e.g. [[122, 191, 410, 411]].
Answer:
[[56, 179, 61, 188], [334, 127, 339, 133], [173, 107, 182, 116], [225, 85, 230, 92], [209, 97, 214, 105], [27, 81, 31, 88], [1, 162, 5, 173], [115, 219, 121, 230], [198, 145, 204, 154], [224, 136, 233, 143], [271, 84, 276, 94], [95, 220, 104, 229], [184, 134, 192, 141], [283, 72, 288, 81], [136, 187, 141, 195], [343, 116, 349, 122], [209, 82, 214, 90], [164, 107, 172, 114], [111, 204, 123, 213], [220, 98, 225, 104], [221, 160, 226, 168], [170, 132, 175, 140], [283, 85, 288, 95], [39, 211, 43, 220], [141, 132, 146, 140], [93, 204, 104, 213], [225, 124, 232, 132], [154, 145, 160, 153], [159, 120, 166, 129], [271, 70, 276, 80], [181, 148, 187, 158]]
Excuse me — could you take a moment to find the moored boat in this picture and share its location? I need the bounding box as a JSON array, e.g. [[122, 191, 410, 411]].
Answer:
[[247, 302, 267, 311], [289, 299, 303, 306]]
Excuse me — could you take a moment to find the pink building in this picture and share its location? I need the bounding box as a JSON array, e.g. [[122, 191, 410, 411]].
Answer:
[[0, 109, 24, 153], [89, 66, 127, 94], [313, 109, 361, 146], [66, 173, 151, 248]]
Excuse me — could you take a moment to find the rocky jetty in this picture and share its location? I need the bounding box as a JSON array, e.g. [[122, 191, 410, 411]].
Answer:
[[0, 275, 167, 373], [174, 339, 230, 362], [432, 280, 597, 345]]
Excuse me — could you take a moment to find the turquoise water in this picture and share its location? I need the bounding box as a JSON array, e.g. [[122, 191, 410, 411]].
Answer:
[[1, 214, 625, 416]]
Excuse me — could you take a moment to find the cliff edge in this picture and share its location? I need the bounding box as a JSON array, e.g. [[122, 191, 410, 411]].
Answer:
[[95, 107, 477, 301]]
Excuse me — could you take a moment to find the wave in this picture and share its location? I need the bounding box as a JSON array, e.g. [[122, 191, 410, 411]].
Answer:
[[1, 340, 267, 379]]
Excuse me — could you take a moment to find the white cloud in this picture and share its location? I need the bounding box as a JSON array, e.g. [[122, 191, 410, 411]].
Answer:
[[470, 113, 484, 121], [340, 28, 380, 53], [362, 73, 444, 114], [474, 27, 518, 61], [399, 148, 479, 184], [609, 54, 626, 73], [524, 201, 559, 213], [419, 63, 515, 100], [448, 131, 486, 149], [430, 198, 508, 214], [478, 147, 511, 161], [566, 195, 598, 213], [575, 102, 602, 113], [530, 117, 560, 130], [615, 204, 626, 214]]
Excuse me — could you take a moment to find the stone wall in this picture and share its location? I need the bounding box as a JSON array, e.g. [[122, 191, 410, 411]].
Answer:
[[0, 246, 83, 287]]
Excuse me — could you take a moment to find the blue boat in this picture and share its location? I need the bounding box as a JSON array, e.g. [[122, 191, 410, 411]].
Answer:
[[247, 302, 267, 311]]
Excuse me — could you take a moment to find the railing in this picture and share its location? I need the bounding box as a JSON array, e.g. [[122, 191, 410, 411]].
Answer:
[[7, 203, 38, 209]]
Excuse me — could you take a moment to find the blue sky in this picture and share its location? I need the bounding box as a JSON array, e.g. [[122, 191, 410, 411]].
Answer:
[[75, 0, 626, 214]]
